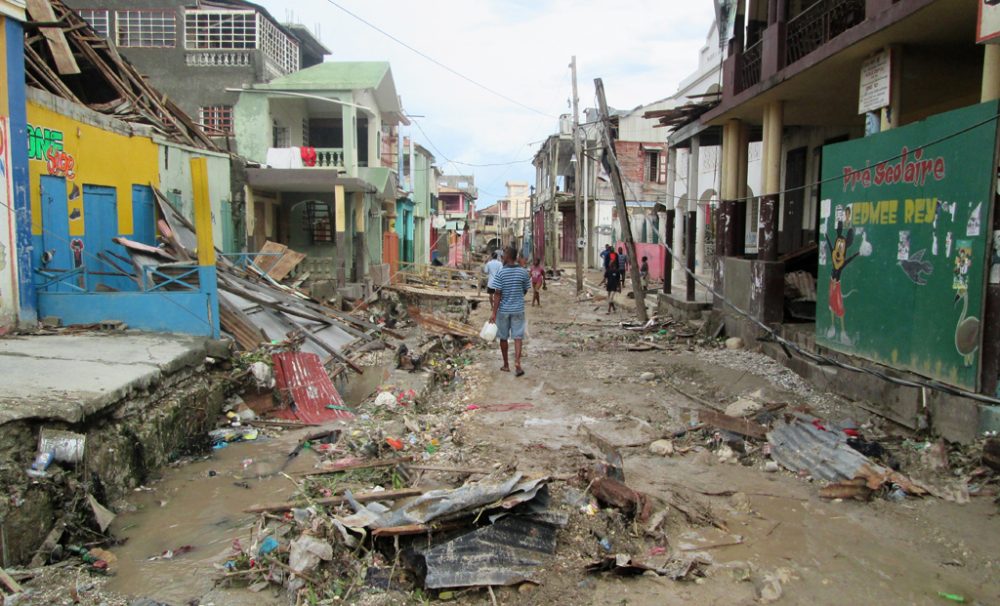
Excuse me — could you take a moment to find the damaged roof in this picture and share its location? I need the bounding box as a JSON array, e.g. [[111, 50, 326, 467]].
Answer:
[[22, 0, 217, 150]]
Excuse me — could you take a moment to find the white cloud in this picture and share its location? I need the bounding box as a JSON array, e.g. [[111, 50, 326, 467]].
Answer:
[[259, 0, 715, 204]]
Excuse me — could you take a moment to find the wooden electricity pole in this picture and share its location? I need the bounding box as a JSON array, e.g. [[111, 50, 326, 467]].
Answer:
[[594, 78, 648, 322], [571, 56, 583, 294]]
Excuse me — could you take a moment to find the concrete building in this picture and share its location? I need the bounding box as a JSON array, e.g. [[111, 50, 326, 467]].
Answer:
[[477, 181, 531, 254], [435, 175, 476, 266], [701, 0, 1000, 440], [233, 61, 407, 297], [63, 0, 329, 145], [22, 0, 223, 336], [0, 0, 32, 332]]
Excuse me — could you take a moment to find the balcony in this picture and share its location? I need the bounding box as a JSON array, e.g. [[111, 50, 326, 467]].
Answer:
[[265, 147, 345, 169], [737, 41, 763, 94], [185, 51, 254, 67], [786, 0, 866, 65]]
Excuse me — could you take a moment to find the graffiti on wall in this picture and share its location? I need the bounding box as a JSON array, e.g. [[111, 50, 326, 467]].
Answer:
[[27, 124, 75, 180], [817, 101, 998, 391]]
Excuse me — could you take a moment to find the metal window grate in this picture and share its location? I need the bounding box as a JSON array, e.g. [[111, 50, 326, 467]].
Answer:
[[258, 13, 299, 75], [184, 9, 257, 50], [200, 105, 234, 135], [77, 9, 110, 38], [304, 201, 334, 243], [116, 10, 176, 48]]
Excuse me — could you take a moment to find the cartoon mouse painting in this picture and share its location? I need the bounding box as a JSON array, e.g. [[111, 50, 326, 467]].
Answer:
[[825, 207, 872, 346]]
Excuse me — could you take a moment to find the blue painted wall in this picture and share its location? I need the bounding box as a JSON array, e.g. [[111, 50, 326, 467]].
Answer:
[[6, 16, 36, 324]]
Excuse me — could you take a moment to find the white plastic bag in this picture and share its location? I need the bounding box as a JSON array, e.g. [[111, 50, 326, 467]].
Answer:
[[480, 321, 498, 342]]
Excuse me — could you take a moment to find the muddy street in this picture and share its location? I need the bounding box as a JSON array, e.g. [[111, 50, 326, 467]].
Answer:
[[10, 272, 997, 606]]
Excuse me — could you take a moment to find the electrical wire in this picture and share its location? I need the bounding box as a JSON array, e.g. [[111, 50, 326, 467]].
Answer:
[[321, 0, 557, 119], [598, 116, 1000, 407]]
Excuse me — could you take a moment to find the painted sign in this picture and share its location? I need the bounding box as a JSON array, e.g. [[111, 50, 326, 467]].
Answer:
[[817, 101, 998, 391], [858, 49, 891, 114], [978, 0, 1000, 43]]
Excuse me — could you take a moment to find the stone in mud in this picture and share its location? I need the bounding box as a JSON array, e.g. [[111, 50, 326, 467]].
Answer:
[[640, 372, 656, 382], [649, 439, 675, 456], [754, 574, 783, 603], [725, 337, 744, 350]]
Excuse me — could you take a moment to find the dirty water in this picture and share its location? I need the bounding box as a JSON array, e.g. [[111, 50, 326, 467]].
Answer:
[[104, 365, 389, 605]]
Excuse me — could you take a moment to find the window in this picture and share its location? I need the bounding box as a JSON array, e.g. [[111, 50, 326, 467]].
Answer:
[[184, 9, 257, 50], [645, 151, 660, 183], [77, 9, 110, 38], [484, 215, 496, 226], [444, 197, 463, 213], [116, 10, 176, 48], [200, 106, 233, 136], [273, 123, 289, 147]]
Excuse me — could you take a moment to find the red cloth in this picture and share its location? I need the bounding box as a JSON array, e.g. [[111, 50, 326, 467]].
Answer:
[[829, 278, 845, 318], [300, 146, 317, 167]]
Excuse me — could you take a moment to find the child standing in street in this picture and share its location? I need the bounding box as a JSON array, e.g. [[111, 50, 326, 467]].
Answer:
[[605, 263, 621, 314], [530, 258, 545, 306]]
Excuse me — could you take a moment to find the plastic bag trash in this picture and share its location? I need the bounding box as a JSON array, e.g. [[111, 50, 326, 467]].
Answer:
[[373, 391, 397, 408], [480, 321, 498, 342], [250, 361, 274, 388], [258, 536, 279, 556], [289, 535, 333, 573]]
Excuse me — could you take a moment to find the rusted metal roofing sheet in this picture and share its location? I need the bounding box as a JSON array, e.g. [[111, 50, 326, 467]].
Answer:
[[271, 352, 353, 423]]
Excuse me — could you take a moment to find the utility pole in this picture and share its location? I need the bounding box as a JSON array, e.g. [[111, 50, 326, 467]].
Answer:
[[571, 56, 583, 294], [594, 78, 648, 322]]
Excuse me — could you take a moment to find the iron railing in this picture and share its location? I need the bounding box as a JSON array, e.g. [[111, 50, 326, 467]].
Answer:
[[786, 0, 866, 65], [737, 41, 763, 93]]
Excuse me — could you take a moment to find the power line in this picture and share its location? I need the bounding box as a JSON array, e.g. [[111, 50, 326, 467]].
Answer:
[[321, 0, 557, 119]]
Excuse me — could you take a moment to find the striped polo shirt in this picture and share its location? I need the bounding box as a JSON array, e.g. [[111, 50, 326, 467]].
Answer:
[[488, 265, 530, 313]]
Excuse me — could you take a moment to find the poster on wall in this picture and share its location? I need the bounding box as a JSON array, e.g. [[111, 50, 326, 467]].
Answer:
[[978, 0, 1000, 43], [817, 101, 998, 391]]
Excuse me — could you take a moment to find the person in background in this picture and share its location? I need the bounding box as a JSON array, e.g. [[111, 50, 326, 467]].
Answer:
[[488, 246, 531, 376], [599, 244, 612, 286], [605, 256, 621, 314], [431, 250, 443, 267], [640, 256, 649, 290], [617, 246, 628, 292], [530, 258, 545, 306], [483, 250, 502, 297]]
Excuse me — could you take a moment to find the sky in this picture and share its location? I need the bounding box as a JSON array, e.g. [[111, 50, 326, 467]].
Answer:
[[257, 0, 716, 207]]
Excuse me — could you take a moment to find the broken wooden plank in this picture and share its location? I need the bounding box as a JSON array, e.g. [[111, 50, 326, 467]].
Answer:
[[267, 249, 307, 281], [25, 0, 81, 75], [698, 409, 768, 440], [254, 241, 288, 274], [295, 456, 415, 477], [245, 487, 424, 514], [0, 566, 24, 594]]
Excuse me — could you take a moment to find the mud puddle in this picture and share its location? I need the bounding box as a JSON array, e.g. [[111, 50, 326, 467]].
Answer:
[[104, 363, 390, 604]]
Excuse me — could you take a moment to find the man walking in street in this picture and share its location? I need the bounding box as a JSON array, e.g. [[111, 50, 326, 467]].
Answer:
[[489, 246, 531, 377], [483, 250, 502, 297]]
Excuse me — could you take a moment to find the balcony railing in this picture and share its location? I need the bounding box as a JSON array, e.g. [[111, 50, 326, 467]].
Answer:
[[737, 41, 763, 94], [185, 51, 253, 67], [786, 0, 866, 66], [311, 148, 344, 169]]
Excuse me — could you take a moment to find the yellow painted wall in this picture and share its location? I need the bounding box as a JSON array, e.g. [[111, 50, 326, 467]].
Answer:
[[26, 101, 159, 237]]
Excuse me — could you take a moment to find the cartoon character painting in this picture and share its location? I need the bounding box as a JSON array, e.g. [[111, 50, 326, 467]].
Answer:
[[824, 207, 872, 346]]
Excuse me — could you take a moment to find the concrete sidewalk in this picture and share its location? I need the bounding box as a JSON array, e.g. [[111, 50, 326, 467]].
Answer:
[[0, 332, 218, 425]]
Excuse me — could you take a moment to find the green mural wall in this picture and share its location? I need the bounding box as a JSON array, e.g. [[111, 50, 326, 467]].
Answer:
[[817, 101, 998, 391]]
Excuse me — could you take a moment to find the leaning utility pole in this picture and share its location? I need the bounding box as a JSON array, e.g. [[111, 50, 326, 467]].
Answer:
[[571, 56, 583, 294], [594, 78, 648, 322]]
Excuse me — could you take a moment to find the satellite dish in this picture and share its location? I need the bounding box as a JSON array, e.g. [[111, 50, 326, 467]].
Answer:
[[432, 216, 446, 229]]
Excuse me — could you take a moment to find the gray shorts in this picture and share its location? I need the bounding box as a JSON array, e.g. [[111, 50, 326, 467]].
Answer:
[[496, 311, 525, 340]]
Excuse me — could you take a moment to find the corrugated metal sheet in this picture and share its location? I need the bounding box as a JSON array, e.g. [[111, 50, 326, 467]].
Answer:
[[767, 420, 872, 483], [421, 514, 560, 589], [272, 352, 353, 423]]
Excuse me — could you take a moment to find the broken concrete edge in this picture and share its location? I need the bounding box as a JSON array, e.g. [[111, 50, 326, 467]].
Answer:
[[0, 334, 230, 426], [755, 340, 992, 444]]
